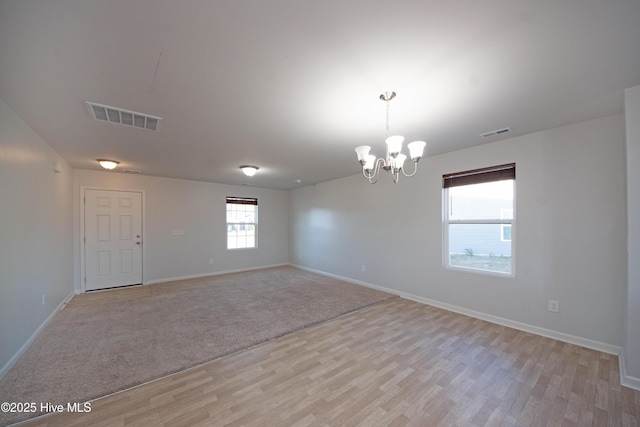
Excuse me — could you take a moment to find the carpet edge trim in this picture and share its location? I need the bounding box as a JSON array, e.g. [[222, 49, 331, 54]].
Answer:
[[7, 296, 397, 426]]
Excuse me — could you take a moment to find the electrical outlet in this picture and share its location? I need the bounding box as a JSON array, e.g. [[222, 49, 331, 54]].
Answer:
[[361, 265, 366, 272], [209, 258, 214, 265], [42, 294, 46, 305], [548, 300, 559, 313]]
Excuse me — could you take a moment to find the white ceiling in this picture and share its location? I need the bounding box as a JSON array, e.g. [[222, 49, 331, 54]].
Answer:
[[1, 0, 639, 189]]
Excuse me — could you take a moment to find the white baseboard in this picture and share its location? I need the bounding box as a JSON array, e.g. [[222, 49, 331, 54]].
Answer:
[[144, 263, 289, 286], [620, 349, 640, 391], [291, 264, 622, 357], [292, 264, 397, 294], [0, 291, 75, 381], [399, 293, 621, 355]]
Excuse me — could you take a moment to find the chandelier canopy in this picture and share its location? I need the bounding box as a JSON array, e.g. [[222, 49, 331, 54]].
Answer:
[[354, 91, 426, 184]]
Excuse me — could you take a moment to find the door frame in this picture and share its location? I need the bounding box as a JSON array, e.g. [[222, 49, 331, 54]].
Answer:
[[80, 186, 146, 293]]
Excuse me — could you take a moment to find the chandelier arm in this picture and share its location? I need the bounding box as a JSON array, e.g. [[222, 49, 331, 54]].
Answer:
[[362, 168, 375, 180], [401, 160, 419, 177], [373, 157, 386, 179], [362, 157, 386, 183]]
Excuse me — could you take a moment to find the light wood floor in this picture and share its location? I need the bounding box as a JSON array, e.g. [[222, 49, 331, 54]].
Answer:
[[16, 297, 639, 427]]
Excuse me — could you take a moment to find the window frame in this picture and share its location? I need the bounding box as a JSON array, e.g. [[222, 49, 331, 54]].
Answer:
[[226, 196, 258, 250], [500, 209, 513, 242], [442, 163, 516, 277]]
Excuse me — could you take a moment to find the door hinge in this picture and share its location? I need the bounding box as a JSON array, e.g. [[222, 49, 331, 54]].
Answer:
[[84, 276, 86, 284], [84, 236, 86, 244]]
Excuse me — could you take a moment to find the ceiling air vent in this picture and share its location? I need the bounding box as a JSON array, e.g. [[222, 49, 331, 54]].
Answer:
[[86, 102, 161, 131], [480, 127, 511, 138]]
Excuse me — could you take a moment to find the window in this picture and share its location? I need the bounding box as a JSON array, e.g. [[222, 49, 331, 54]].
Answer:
[[443, 163, 515, 275], [226, 197, 257, 249]]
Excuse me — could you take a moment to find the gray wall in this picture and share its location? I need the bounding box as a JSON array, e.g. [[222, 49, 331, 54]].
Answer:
[[0, 99, 74, 372], [289, 114, 627, 349], [73, 170, 289, 290], [625, 85, 640, 387]]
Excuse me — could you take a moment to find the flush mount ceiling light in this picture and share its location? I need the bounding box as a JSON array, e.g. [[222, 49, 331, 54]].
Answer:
[[240, 165, 259, 177], [354, 91, 427, 184], [97, 159, 120, 170]]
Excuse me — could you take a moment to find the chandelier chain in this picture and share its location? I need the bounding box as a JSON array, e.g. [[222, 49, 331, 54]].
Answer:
[[385, 97, 390, 139]]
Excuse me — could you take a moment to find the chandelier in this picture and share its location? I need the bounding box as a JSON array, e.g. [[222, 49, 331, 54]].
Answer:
[[354, 91, 426, 184]]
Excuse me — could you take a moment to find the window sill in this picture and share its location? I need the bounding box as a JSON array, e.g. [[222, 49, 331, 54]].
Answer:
[[444, 265, 515, 279]]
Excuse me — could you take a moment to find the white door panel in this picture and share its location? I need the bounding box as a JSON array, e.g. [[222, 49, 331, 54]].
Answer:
[[85, 190, 142, 290]]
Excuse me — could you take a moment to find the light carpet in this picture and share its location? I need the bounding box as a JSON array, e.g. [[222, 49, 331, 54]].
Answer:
[[0, 266, 393, 426]]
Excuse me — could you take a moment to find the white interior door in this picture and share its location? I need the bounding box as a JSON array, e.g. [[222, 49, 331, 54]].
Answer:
[[84, 189, 143, 291]]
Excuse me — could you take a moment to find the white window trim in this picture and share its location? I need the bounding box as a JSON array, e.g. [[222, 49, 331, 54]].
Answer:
[[226, 198, 258, 250], [500, 209, 513, 242], [500, 224, 512, 242]]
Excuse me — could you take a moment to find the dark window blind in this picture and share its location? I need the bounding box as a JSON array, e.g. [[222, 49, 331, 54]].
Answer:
[[443, 163, 515, 188], [226, 197, 258, 205]]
